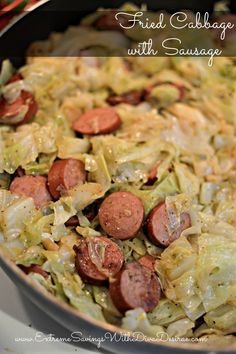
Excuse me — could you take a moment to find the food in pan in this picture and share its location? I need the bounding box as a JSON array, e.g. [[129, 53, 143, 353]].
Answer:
[[0, 3, 236, 342]]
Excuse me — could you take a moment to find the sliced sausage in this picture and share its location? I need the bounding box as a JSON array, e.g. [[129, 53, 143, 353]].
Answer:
[[19, 264, 49, 279], [48, 159, 86, 200], [7, 73, 23, 84], [99, 191, 144, 240], [146, 162, 173, 185], [20, 91, 38, 124], [138, 255, 156, 272], [146, 202, 191, 247], [0, 90, 38, 125], [95, 11, 128, 31], [146, 165, 158, 186], [83, 201, 100, 222], [175, 83, 186, 101], [107, 91, 143, 106], [72, 107, 121, 135], [73, 236, 124, 285], [109, 261, 161, 313], [65, 216, 80, 227], [65, 202, 99, 227], [10, 175, 52, 209], [15, 166, 25, 177]]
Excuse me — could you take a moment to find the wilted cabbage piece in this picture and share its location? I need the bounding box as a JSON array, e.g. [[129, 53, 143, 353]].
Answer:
[[122, 308, 164, 337], [157, 223, 236, 334]]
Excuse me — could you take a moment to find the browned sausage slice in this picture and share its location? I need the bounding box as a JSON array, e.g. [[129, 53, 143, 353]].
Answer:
[[7, 73, 23, 84], [107, 91, 143, 106], [15, 166, 25, 177], [109, 261, 161, 313], [147, 202, 191, 247], [174, 83, 186, 101], [65, 216, 80, 227], [20, 91, 38, 124], [0, 91, 38, 125], [72, 108, 121, 135], [19, 264, 49, 279], [99, 191, 144, 240], [65, 202, 99, 227], [10, 175, 52, 209], [48, 159, 86, 200], [146, 162, 173, 186], [74, 236, 124, 285], [95, 11, 129, 31], [83, 202, 99, 222], [138, 255, 156, 272], [146, 164, 158, 186]]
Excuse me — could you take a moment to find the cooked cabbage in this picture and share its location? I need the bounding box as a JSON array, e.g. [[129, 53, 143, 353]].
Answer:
[[157, 220, 236, 333]]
